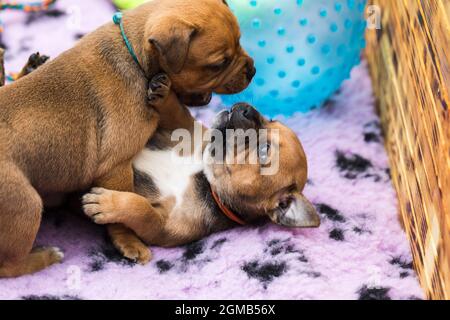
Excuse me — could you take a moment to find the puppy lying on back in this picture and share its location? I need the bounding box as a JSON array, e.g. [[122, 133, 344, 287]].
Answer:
[[83, 75, 320, 250], [0, 0, 254, 277]]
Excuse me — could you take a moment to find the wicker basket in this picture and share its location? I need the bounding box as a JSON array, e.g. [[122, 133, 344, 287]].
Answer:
[[366, 0, 450, 299]]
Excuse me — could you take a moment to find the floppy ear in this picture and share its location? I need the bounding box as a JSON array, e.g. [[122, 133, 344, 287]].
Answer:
[[270, 194, 320, 228], [148, 18, 197, 74]]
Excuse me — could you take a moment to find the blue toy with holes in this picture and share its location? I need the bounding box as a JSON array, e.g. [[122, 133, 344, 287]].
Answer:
[[221, 0, 367, 116]]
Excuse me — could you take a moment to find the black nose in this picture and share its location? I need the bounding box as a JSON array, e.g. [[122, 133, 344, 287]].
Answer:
[[230, 103, 261, 128], [246, 60, 256, 81]]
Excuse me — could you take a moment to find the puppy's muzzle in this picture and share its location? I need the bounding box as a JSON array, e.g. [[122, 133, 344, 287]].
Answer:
[[245, 60, 256, 82], [229, 103, 262, 130], [211, 103, 263, 132]]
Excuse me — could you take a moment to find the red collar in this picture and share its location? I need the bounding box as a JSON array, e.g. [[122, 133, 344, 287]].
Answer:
[[211, 188, 246, 225]]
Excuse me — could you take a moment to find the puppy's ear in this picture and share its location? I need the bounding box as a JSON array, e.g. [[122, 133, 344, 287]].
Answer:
[[269, 194, 320, 228], [148, 18, 197, 74]]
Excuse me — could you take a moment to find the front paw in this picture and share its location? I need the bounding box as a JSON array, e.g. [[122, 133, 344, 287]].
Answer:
[[148, 73, 172, 107], [23, 52, 49, 75], [82, 188, 121, 225]]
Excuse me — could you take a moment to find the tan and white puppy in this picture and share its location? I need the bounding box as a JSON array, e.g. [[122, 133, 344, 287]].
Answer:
[[83, 75, 320, 251], [0, 0, 254, 277]]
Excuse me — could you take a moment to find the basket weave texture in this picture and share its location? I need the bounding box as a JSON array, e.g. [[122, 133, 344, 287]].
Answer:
[[366, 0, 450, 300]]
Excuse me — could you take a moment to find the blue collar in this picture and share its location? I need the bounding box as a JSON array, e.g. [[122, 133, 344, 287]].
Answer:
[[113, 12, 143, 70]]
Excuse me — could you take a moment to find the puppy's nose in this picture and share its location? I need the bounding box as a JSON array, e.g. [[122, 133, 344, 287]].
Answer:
[[246, 59, 256, 81], [232, 103, 259, 121]]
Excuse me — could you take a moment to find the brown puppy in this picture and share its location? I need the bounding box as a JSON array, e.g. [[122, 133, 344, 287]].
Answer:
[[83, 76, 320, 251], [0, 0, 254, 277]]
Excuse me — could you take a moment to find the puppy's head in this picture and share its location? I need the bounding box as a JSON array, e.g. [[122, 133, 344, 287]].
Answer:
[[144, 0, 255, 105], [204, 103, 320, 228]]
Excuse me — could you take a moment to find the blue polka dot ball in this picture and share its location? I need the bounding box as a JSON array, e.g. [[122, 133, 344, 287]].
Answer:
[[221, 0, 367, 116]]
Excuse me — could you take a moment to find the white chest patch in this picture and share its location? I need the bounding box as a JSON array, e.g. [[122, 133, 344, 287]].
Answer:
[[133, 148, 204, 206]]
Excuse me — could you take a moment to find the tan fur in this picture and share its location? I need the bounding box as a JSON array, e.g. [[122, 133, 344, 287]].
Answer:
[[0, 0, 253, 277], [83, 78, 320, 252], [0, 48, 4, 86], [0, 62, 65, 277]]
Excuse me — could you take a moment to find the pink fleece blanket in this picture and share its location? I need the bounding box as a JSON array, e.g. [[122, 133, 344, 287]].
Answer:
[[0, 0, 423, 300]]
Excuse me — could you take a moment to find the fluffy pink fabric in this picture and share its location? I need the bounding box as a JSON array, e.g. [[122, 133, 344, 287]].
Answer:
[[0, 0, 423, 300]]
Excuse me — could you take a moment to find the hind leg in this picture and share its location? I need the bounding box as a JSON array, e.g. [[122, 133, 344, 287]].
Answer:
[[94, 162, 151, 264], [83, 188, 167, 244], [0, 162, 63, 278]]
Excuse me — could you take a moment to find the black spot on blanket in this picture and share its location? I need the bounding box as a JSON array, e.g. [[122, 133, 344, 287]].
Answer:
[[316, 204, 346, 222], [268, 239, 282, 246], [156, 260, 174, 273], [242, 261, 287, 285], [390, 256, 414, 270], [22, 295, 82, 300], [74, 33, 86, 40], [335, 151, 373, 179], [265, 241, 318, 278], [270, 246, 283, 256], [363, 121, 382, 143], [329, 228, 345, 241], [391, 256, 414, 278], [0, 38, 7, 50], [267, 239, 285, 256], [25, 9, 66, 25], [385, 168, 392, 180], [183, 241, 204, 261], [296, 252, 309, 263], [300, 271, 322, 278], [364, 132, 380, 143], [353, 227, 363, 234], [400, 272, 409, 279], [265, 239, 308, 262], [358, 285, 391, 300], [352, 226, 371, 235], [88, 242, 136, 272], [211, 238, 227, 250]]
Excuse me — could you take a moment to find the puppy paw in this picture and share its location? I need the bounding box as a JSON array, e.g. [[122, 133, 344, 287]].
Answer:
[[115, 241, 152, 265], [23, 52, 49, 75], [148, 73, 172, 107], [47, 247, 65, 264], [32, 246, 64, 265], [82, 188, 122, 225]]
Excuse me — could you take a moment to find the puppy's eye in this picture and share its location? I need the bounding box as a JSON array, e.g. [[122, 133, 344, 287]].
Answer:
[[208, 58, 229, 71], [278, 196, 294, 211], [258, 143, 271, 164]]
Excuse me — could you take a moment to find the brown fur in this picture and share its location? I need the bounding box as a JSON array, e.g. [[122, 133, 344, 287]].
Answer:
[[0, 0, 254, 277], [83, 77, 320, 254], [0, 48, 4, 86]]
